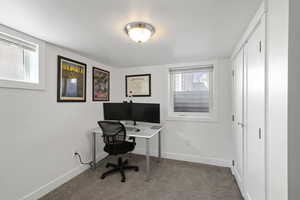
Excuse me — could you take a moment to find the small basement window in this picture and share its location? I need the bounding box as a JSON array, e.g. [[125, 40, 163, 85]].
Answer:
[[168, 65, 217, 121], [0, 25, 45, 90]]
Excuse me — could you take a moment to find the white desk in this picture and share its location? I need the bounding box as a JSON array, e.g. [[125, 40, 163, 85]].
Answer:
[[91, 123, 163, 180]]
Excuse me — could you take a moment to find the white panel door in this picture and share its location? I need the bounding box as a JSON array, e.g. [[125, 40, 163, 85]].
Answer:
[[233, 48, 245, 191], [245, 17, 266, 200]]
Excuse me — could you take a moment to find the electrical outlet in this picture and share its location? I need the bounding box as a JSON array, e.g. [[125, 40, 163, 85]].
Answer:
[[73, 149, 79, 158]]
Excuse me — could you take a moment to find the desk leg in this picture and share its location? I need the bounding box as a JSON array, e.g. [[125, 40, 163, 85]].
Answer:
[[146, 138, 150, 181], [158, 131, 161, 159], [93, 132, 96, 170]]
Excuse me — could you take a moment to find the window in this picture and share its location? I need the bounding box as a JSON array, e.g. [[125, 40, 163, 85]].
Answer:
[[168, 65, 216, 120], [0, 25, 45, 90]]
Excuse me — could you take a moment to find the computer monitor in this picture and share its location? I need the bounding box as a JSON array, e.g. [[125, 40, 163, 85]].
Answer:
[[103, 103, 132, 121], [132, 103, 160, 123]]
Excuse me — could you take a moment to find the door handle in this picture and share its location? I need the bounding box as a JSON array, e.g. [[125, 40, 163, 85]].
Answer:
[[237, 122, 245, 128], [259, 128, 262, 139]]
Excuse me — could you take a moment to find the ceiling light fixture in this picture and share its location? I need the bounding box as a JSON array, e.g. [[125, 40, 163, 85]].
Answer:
[[124, 22, 155, 43]]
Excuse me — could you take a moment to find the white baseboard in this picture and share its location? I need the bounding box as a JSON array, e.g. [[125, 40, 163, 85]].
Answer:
[[133, 148, 231, 168], [231, 165, 245, 197], [19, 152, 107, 200], [132, 147, 158, 157], [245, 193, 252, 200], [164, 152, 231, 168], [19, 150, 230, 200]]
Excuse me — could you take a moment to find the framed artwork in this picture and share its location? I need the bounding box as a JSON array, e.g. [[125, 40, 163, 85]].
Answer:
[[92, 67, 110, 101], [57, 55, 87, 102], [125, 74, 151, 97]]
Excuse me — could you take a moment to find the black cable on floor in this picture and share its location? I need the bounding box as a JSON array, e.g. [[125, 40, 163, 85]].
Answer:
[[74, 152, 94, 168]]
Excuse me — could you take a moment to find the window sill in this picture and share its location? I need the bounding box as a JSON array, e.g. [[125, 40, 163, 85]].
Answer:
[[166, 115, 218, 123], [0, 79, 45, 90], [0, 24, 46, 91]]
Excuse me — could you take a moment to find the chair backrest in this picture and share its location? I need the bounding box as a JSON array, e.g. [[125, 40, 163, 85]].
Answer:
[[97, 121, 126, 145]]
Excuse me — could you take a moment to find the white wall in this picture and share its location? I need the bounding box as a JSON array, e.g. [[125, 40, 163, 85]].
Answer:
[[288, 0, 300, 199], [266, 0, 289, 199], [0, 51, 234, 200], [0, 43, 118, 200], [114, 60, 233, 166]]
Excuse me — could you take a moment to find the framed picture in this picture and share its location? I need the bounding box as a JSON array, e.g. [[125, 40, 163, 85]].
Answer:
[[57, 55, 87, 102], [125, 74, 151, 97], [93, 67, 110, 101]]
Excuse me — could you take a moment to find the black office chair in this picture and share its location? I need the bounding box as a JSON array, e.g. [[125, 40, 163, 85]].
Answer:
[[98, 121, 139, 182]]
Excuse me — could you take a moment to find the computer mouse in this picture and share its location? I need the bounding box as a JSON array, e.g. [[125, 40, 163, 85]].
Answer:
[[135, 129, 140, 132]]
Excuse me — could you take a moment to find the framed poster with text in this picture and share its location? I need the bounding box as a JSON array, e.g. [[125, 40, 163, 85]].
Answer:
[[93, 67, 110, 101], [125, 74, 151, 97], [57, 55, 87, 102]]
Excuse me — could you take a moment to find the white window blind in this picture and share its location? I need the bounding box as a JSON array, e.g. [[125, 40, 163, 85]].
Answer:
[[0, 32, 38, 83], [170, 66, 213, 113]]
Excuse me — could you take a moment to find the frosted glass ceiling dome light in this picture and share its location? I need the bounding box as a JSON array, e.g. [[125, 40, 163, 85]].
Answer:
[[125, 22, 155, 43]]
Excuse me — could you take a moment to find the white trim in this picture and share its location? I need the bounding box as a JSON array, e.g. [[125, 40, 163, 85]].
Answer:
[[169, 65, 213, 72], [231, 12, 267, 200], [231, 2, 266, 60], [118, 59, 229, 70], [164, 152, 231, 167], [0, 24, 46, 90], [18, 152, 107, 200], [133, 148, 231, 168], [232, 44, 247, 199], [19, 165, 89, 200], [0, 32, 37, 51], [231, 165, 245, 197], [166, 60, 220, 122], [245, 193, 253, 200]]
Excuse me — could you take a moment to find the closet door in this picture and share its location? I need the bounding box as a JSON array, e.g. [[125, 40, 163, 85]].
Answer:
[[233, 48, 245, 191], [245, 17, 266, 200]]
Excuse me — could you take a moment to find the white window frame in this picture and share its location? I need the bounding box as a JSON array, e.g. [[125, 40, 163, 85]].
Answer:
[[167, 63, 219, 122], [0, 24, 46, 90]]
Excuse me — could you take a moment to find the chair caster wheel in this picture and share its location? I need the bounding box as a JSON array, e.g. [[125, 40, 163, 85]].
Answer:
[[134, 167, 139, 172], [121, 179, 126, 183], [101, 175, 105, 179]]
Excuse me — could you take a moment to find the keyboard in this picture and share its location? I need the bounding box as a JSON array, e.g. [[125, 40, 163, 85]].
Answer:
[[125, 127, 139, 132], [151, 125, 162, 130]]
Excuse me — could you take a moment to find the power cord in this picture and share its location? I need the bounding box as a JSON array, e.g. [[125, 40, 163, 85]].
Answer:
[[74, 152, 95, 168]]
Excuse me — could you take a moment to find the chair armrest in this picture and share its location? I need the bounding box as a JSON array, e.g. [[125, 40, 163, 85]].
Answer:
[[128, 136, 136, 143]]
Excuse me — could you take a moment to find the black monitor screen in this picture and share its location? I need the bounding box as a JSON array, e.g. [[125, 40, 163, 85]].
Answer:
[[132, 103, 160, 123], [103, 103, 132, 121]]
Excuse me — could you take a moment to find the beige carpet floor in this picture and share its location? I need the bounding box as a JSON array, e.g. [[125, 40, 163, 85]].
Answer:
[[40, 154, 242, 200]]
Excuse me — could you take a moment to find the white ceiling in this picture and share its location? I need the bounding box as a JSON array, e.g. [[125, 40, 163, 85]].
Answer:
[[0, 0, 261, 67]]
